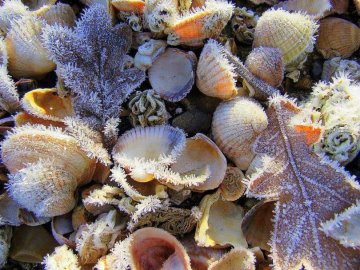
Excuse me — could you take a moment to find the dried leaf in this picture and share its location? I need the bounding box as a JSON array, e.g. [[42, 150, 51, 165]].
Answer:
[[246, 96, 360, 270]]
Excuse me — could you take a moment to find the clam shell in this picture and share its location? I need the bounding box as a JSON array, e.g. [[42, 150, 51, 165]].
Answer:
[[15, 112, 65, 127], [129, 227, 192, 270], [274, 0, 332, 18], [112, 0, 145, 13], [196, 39, 238, 100], [51, 213, 75, 248], [34, 3, 76, 27], [5, 16, 55, 78], [212, 97, 268, 170], [253, 9, 318, 70], [316, 17, 360, 59], [112, 125, 186, 182], [219, 166, 246, 201], [209, 248, 255, 270], [149, 48, 196, 102], [245, 46, 284, 87]]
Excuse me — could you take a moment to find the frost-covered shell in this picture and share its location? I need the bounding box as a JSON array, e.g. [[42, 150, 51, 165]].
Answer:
[[34, 3, 76, 27], [166, 0, 234, 46], [316, 17, 360, 59], [196, 39, 238, 100], [51, 213, 75, 248], [42, 245, 81, 270], [144, 0, 178, 33], [21, 88, 74, 122], [112, 0, 145, 13], [112, 125, 186, 182], [245, 47, 284, 87], [273, 0, 332, 18], [134, 39, 166, 71], [219, 166, 246, 201], [149, 48, 196, 102], [195, 190, 247, 248], [169, 133, 227, 191], [130, 227, 192, 270], [5, 16, 55, 78], [212, 97, 268, 170], [0, 0, 30, 34], [253, 9, 318, 70], [15, 112, 65, 127], [209, 248, 255, 270]]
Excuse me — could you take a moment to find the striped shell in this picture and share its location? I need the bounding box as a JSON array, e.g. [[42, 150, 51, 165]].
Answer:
[[212, 97, 268, 170], [196, 39, 238, 100]]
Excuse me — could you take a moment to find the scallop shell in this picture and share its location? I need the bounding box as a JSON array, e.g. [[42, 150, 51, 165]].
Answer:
[[5, 16, 55, 78], [245, 46, 284, 88], [212, 97, 268, 170], [196, 39, 238, 100], [1, 125, 96, 217], [129, 227, 192, 270], [166, 0, 234, 46], [209, 248, 255, 270], [112, 0, 145, 13], [33, 3, 76, 27], [112, 125, 186, 183], [219, 166, 246, 201], [169, 133, 227, 191], [316, 17, 360, 59], [149, 48, 196, 102], [253, 9, 318, 70], [195, 190, 247, 248]]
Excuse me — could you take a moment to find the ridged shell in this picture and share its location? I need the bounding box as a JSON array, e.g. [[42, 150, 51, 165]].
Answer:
[[130, 227, 192, 270], [253, 9, 318, 69], [316, 17, 360, 59], [33, 3, 76, 27], [212, 97, 268, 170], [5, 16, 55, 78], [196, 39, 238, 100], [15, 112, 65, 127], [170, 133, 227, 191], [245, 47, 284, 87], [166, 0, 234, 46], [209, 248, 255, 270], [274, 0, 332, 18], [112, 125, 186, 182], [112, 0, 145, 13], [149, 48, 196, 102]]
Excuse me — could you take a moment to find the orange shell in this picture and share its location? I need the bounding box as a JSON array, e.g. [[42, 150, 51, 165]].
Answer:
[[111, 0, 145, 14], [15, 112, 65, 128]]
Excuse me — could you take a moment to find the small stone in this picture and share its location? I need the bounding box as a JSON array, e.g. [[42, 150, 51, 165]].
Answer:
[[172, 108, 212, 134]]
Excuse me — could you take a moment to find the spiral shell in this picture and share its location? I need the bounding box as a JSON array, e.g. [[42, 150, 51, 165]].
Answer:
[[245, 46, 284, 87], [253, 9, 318, 71], [196, 39, 238, 100], [316, 17, 360, 59], [212, 97, 268, 170]]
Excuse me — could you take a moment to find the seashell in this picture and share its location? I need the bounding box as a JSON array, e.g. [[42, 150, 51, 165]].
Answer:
[[166, 0, 234, 46], [15, 111, 65, 127], [42, 245, 81, 270], [0, 0, 31, 34], [5, 16, 55, 78], [129, 227, 192, 270], [241, 200, 276, 252], [212, 97, 268, 170], [134, 39, 166, 71], [51, 213, 75, 248], [33, 3, 76, 27], [112, 0, 145, 13], [274, 0, 332, 18], [196, 39, 238, 100], [72, 205, 92, 231], [231, 7, 258, 45], [1, 125, 96, 217], [169, 133, 227, 191], [245, 46, 284, 88], [321, 57, 360, 82], [149, 48, 196, 102], [355, 0, 360, 14], [21, 88, 74, 123], [195, 190, 247, 248], [82, 184, 115, 215], [316, 17, 360, 59], [209, 248, 255, 270], [144, 0, 178, 33], [112, 125, 186, 183], [219, 166, 246, 201], [253, 9, 318, 71], [0, 193, 22, 226], [0, 226, 12, 268]]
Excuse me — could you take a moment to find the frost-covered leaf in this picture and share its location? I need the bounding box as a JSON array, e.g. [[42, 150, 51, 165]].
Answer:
[[42, 5, 145, 141], [246, 96, 360, 270]]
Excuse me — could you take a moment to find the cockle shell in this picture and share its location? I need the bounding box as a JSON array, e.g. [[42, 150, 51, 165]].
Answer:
[[245, 47, 284, 88], [219, 166, 246, 201], [5, 16, 55, 78], [112, 125, 186, 183], [134, 39, 166, 71], [112, 0, 145, 13], [1, 125, 96, 217], [129, 227, 192, 270], [196, 39, 238, 100], [208, 248, 255, 270], [169, 133, 227, 191], [149, 48, 196, 102], [212, 97, 268, 170], [33, 3, 76, 27], [316, 17, 360, 59], [165, 0, 234, 46], [195, 190, 247, 248], [253, 9, 318, 71]]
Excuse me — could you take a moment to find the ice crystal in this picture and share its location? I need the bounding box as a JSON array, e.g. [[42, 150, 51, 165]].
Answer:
[[246, 96, 360, 270], [42, 5, 145, 144]]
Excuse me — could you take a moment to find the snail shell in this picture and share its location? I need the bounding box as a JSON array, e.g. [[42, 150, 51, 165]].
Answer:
[[212, 97, 268, 170]]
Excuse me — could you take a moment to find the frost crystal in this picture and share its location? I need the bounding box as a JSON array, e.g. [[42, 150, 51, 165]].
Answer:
[[43, 245, 81, 270], [42, 5, 145, 143], [246, 96, 360, 270]]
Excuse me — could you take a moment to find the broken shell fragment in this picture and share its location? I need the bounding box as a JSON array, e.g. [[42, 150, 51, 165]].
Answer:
[[129, 227, 192, 270], [209, 248, 255, 270], [134, 39, 166, 71], [149, 48, 196, 102], [195, 191, 247, 248], [212, 97, 268, 170], [245, 46, 284, 88], [219, 166, 246, 201], [316, 17, 360, 59], [196, 39, 238, 100], [51, 213, 75, 248]]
